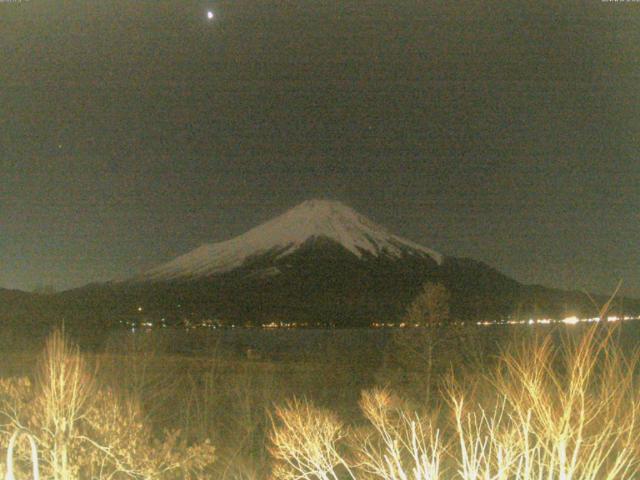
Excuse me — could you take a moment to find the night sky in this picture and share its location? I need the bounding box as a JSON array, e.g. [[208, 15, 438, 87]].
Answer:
[[1, 0, 639, 296]]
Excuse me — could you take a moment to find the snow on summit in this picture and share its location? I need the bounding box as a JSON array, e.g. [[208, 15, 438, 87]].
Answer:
[[139, 199, 443, 281]]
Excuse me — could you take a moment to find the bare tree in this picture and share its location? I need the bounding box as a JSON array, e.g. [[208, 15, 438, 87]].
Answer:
[[404, 282, 450, 326]]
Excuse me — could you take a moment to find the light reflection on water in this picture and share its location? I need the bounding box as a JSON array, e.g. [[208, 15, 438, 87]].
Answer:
[[108, 321, 640, 361]]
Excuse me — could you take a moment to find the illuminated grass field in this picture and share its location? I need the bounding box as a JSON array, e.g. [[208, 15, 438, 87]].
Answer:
[[0, 322, 639, 479]]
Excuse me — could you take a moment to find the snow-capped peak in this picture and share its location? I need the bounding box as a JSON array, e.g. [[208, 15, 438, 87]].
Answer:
[[139, 199, 442, 281]]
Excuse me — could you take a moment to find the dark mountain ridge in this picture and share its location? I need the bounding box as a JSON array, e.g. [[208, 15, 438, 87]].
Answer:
[[2, 200, 637, 330]]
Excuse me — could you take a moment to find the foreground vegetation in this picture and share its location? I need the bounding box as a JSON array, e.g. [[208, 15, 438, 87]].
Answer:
[[0, 323, 639, 479]]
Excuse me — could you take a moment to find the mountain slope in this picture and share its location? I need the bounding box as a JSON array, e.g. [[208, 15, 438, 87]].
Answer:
[[138, 199, 443, 282], [38, 199, 640, 328]]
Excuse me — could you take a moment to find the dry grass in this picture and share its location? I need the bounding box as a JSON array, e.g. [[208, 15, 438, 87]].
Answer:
[[354, 388, 441, 480], [269, 324, 640, 480], [0, 324, 638, 479], [460, 325, 640, 479], [0, 329, 216, 480], [269, 398, 354, 480]]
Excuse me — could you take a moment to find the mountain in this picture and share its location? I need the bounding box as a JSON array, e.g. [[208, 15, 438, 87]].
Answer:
[[136, 199, 443, 282], [0, 288, 35, 314], [16, 199, 640, 329], [0, 288, 54, 331], [0, 287, 30, 301]]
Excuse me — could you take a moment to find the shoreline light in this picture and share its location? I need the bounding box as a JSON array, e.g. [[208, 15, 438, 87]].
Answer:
[[561, 316, 580, 325]]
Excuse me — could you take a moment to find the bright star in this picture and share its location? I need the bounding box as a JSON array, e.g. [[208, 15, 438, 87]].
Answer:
[[207, 10, 214, 20]]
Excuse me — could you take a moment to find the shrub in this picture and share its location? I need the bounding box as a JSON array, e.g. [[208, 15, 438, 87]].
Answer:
[[270, 325, 640, 480], [0, 329, 216, 480], [269, 397, 354, 480]]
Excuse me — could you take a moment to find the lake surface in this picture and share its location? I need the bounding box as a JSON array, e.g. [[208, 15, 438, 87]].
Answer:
[[100, 321, 640, 361]]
